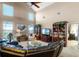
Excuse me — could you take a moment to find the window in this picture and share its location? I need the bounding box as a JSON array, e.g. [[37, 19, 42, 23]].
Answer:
[[28, 13, 34, 21], [3, 21, 13, 30], [3, 21, 13, 39], [2, 4, 14, 16], [28, 25, 34, 34], [70, 24, 78, 37]]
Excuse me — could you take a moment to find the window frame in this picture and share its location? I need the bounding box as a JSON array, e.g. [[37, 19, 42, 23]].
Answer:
[[28, 13, 34, 21], [2, 4, 14, 16], [3, 20, 13, 31]]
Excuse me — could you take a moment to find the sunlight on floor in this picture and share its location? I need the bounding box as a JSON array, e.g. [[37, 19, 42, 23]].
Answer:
[[59, 40, 79, 57]]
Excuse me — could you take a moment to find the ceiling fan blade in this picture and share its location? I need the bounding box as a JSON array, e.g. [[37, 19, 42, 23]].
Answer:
[[31, 2, 40, 8], [34, 4, 40, 8]]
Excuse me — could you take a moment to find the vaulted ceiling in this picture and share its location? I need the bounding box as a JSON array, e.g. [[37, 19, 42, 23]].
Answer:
[[30, 2, 55, 12], [14, 2, 55, 12]]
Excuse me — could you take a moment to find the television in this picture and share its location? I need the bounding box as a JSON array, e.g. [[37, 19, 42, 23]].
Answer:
[[42, 28, 50, 35]]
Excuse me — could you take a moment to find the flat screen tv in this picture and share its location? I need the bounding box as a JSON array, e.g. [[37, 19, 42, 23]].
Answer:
[[42, 28, 50, 35]]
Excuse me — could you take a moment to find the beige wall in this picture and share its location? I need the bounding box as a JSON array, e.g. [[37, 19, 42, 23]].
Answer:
[[0, 2, 36, 35], [36, 2, 79, 29]]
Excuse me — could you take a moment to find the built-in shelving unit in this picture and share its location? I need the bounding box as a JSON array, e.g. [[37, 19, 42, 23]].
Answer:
[[52, 21, 68, 47]]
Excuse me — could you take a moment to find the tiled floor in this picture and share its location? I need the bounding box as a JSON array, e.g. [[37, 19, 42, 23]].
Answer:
[[59, 40, 79, 57]]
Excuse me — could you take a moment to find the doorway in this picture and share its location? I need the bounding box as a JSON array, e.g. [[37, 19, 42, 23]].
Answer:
[[68, 24, 79, 47]]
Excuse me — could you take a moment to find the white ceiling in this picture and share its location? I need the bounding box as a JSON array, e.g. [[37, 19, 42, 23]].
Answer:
[[27, 2, 55, 12], [16, 2, 55, 12]]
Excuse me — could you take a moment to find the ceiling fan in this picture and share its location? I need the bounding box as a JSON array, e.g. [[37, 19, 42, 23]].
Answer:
[[31, 2, 40, 8]]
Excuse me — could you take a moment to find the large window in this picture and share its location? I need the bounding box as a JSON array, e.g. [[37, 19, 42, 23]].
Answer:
[[3, 21, 13, 30], [28, 25, 34, 34], [28, 13, 34, 21], [3, 21, 13, 39], [2, 4, 14, 16]]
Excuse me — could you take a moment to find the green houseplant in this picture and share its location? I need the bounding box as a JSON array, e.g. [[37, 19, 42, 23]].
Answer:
[[68, 34, 75, 40]]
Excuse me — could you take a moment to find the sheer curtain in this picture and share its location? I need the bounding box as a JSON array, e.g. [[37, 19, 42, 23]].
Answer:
[[78, 24, 79, 48], [70, 24, 78, 39], [70, 24, 79, 48]]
